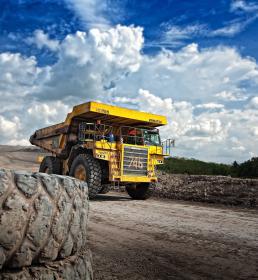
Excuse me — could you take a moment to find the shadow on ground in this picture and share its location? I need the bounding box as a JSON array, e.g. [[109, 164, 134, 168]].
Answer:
[[94, 194, 132, 202]]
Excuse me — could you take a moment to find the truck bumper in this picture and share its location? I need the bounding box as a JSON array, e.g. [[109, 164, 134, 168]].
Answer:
[[111, 176, 157, 183]]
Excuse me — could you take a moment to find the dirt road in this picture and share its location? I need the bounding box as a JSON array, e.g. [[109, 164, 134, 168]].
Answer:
[[0, 146, 258, 280], [89, 193, 258, 280]]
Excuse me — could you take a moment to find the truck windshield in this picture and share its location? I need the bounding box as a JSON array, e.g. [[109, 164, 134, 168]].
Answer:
[[144, 130, 161, 146]]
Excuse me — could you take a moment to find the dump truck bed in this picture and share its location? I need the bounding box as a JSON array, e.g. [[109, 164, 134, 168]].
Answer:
[[66, 102, 167, 127], [30, 101, 167, 155]]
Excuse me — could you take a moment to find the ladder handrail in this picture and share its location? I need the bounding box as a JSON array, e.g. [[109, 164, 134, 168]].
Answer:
[[161, 139, 175, 156]]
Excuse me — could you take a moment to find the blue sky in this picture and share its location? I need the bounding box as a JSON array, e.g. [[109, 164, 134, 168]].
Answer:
[[0, 0, 258, 163], [1, 0, 258, 64]]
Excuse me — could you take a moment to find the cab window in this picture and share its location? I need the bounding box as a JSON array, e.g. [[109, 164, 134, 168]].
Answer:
[[144, 131, 161, 146]]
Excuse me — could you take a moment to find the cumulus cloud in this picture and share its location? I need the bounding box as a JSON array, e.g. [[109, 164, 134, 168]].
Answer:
[[0, 25, 258, 163], [38, 25, 143, 101], [121, 89, 227, 142], [246, 96, 258, 108], [133, 89, 258, 162], [252, 127, 258, 136], [0, 52, 48, 114], [27, 101, 70, 126], [0, 116, 20, 141], [26, 30, 60, 51], [113, 43, 258, 104], [133, 90, 229, 153], [0, 52, 39, 94]]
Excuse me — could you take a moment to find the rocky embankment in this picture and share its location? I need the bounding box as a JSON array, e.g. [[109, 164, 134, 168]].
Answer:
[[155, 172, 258, 208]]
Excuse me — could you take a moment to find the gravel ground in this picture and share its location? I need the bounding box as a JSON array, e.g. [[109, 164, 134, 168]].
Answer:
[[0, 146, 258, 280]]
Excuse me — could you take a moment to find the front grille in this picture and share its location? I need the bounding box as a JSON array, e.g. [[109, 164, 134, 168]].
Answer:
[[123, 146, 148, 176]]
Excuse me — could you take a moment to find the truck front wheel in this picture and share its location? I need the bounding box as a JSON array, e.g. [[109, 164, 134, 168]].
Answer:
[[99, 184, 111, 194], [69, 153, 102, 198], [125, 182, 155, 200], [39, 156, 61, 174]]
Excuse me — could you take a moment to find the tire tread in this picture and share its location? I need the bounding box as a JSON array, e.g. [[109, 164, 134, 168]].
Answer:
[[0, 249, 93, 280], [0, 169, 89, 269]]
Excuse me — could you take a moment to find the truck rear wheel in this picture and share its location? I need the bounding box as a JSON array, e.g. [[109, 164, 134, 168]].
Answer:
[[69, 154, 102, 198], [126, 182, 154, 200], [39, 156, 61, 174]]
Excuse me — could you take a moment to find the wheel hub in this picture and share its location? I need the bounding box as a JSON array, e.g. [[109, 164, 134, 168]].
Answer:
[[74, 164, 87, 181]]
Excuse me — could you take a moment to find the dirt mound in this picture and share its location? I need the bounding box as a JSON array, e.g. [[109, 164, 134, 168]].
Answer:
[[155, 172, 258, 208]]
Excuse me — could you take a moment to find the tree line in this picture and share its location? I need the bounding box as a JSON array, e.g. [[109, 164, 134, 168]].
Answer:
[[158, 157, 258, 178]]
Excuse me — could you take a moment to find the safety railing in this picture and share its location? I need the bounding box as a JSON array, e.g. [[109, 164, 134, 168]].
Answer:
[[78, 122, 114, 142]]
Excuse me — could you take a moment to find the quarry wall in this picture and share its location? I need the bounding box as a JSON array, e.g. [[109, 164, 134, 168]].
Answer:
[[155, 172, 258, 208]]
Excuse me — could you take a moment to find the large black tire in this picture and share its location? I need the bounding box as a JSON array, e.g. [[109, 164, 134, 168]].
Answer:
[[98, 185, 110, 194], [0, 249, 93, 280], [126, 182, 155, 200], [39, 156, 62, 174], [69, 153, 102, 199], [0, 169, 89, 269]]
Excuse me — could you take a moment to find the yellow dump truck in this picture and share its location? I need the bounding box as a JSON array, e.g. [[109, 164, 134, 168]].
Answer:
[[30, 101, 172, 199]]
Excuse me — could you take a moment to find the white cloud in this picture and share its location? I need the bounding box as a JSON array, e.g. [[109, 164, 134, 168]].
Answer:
[[215, 90, 248, 101], [209, 16, 258, 37], [232, 145, 246, 151], [26, 30, 60, 51], [64, 0, 123, 29], [149, 90, 258, 162], [230, 0, 258, 13], [127, 89, 257, 162], [210, 22, 244, 37], [0, 25, 258, 163], [158, 24, 207, 47], [0, 53, 38, 91], [38, 25, 143, 101], [113, 43, 258, 104], [27, 101, 70, 125], [0, 116, 19, 140], [162, 19, 256, 45], [0, 52, 47, 114], [246, 96, 258, 108], [252, 127, 258, 136], [136, 90, 228, 141], [113, 96, 138, 105], [195, 103, 224, 109]]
